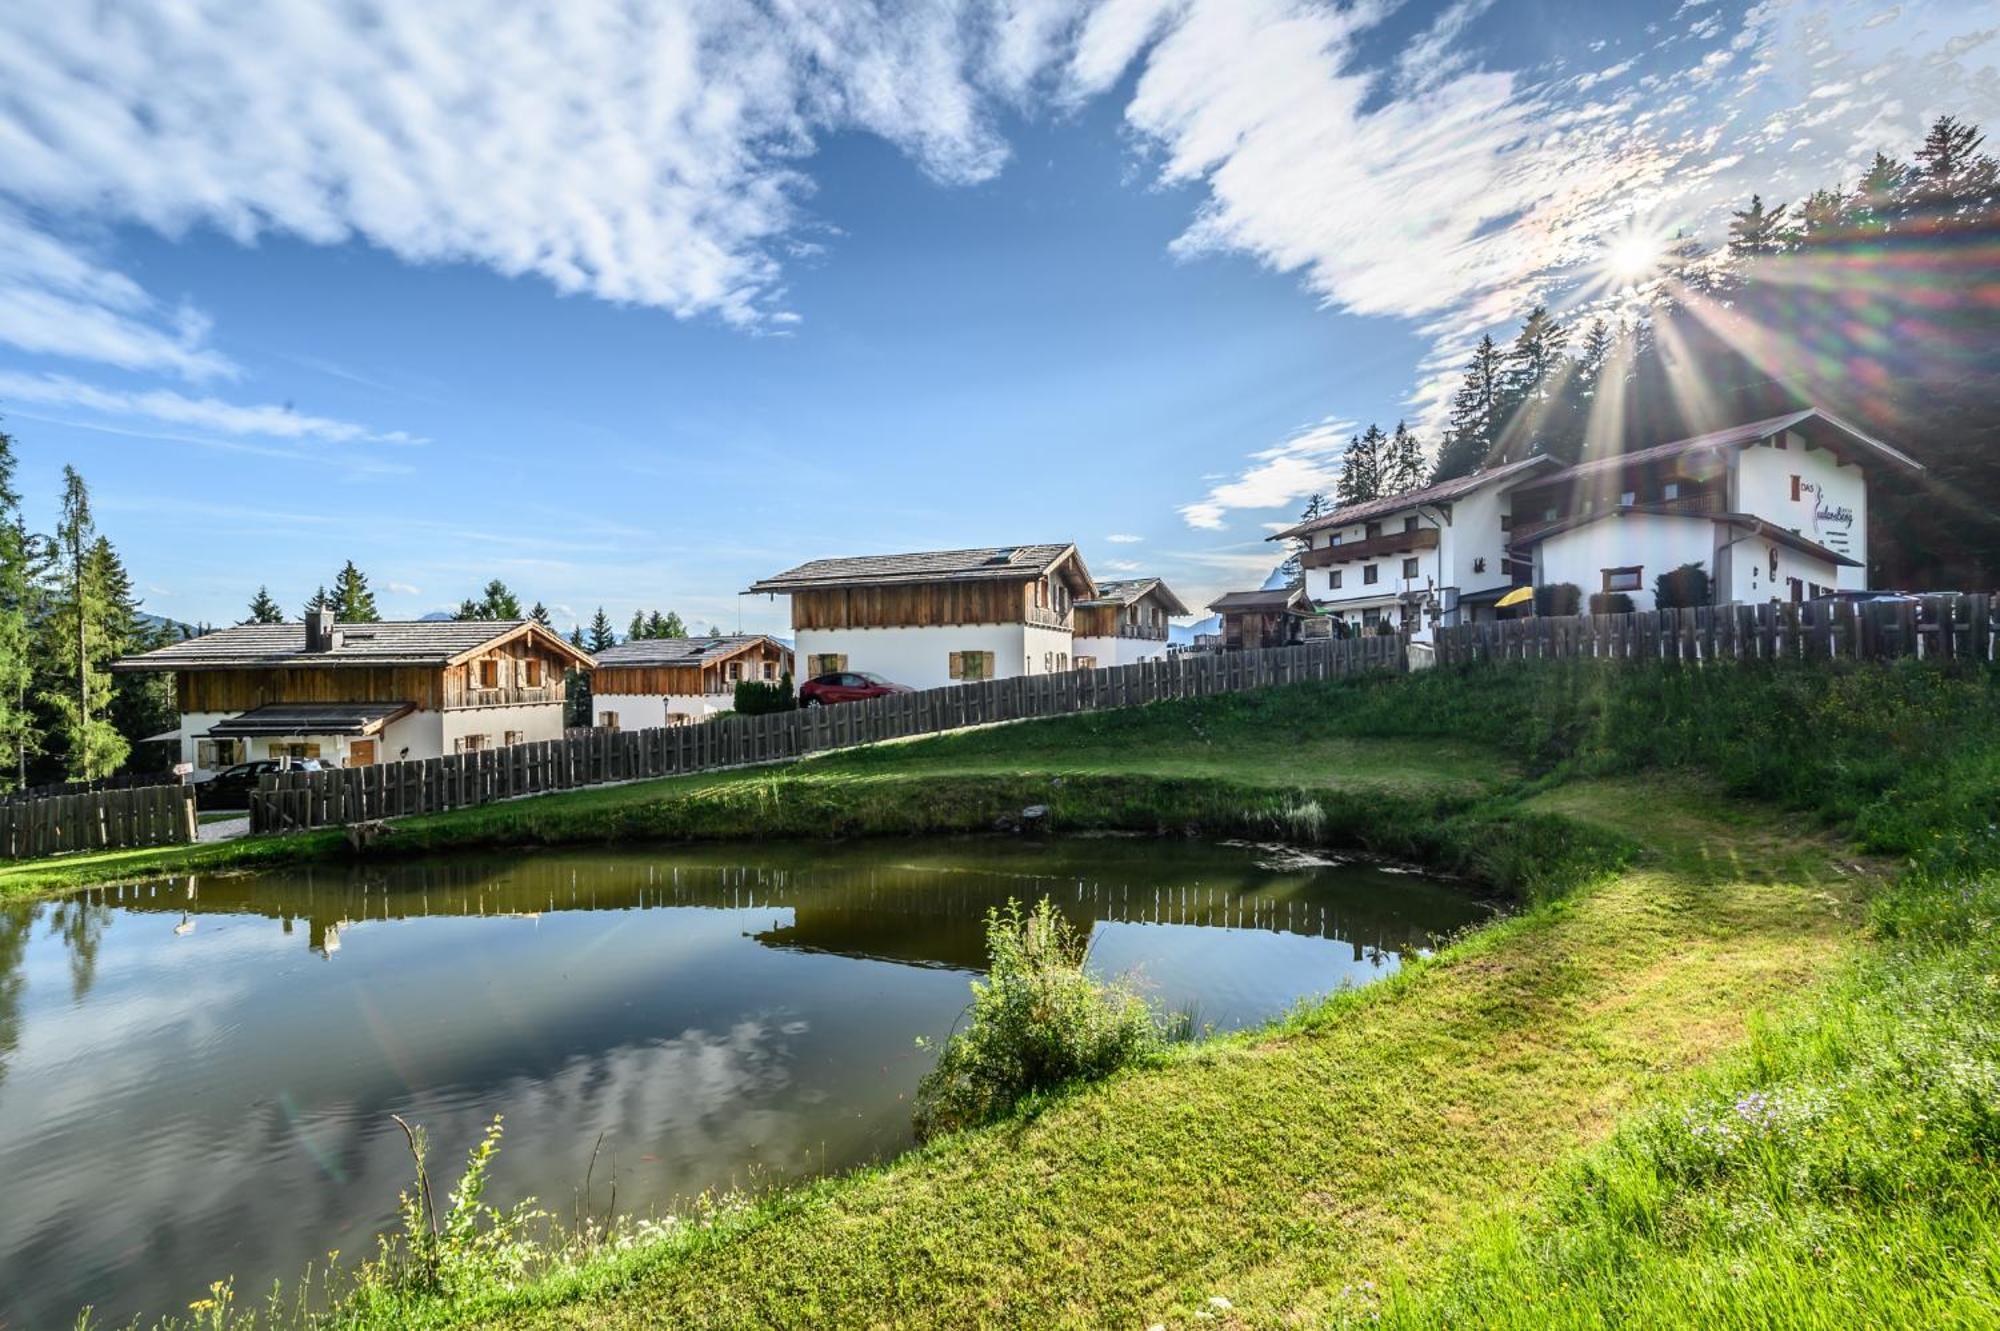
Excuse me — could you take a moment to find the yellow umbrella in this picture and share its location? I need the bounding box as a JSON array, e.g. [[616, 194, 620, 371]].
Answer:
[[1495, 585, 1535, 609]]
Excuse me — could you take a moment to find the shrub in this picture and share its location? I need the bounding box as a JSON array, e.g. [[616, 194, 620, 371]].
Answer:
[[1654, 561, 1710, 609], [914, 898, 1160, 1140], [1586, 591, 1635, 614], [1534, 582, 1581, 616], [733, 672, 795, 715]]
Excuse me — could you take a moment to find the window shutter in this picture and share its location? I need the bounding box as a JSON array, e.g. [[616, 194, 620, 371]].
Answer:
[[949, 651, 963, 679]]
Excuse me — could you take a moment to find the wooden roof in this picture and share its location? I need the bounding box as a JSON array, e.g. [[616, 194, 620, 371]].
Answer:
[[111, 619, 595, 673], [1270, 456, 1558, 542], [592, 634, 791, 669], [1077, 577, 1191, 616], [203, 702, 415, 737], [1513, 408, 1923, 493], [1208, 586, 1310, 614], [749, 543, 1094, 595]]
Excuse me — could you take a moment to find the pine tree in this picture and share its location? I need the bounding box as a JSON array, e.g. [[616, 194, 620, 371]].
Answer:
[[95, 538, 175, 757], [454, 597, 482, 620], [0, 431, 39, 788], [1380, 422, 1428, 494], [39, 467, 126, 779], [1726, 194, 1792, 259], [587, 608, 616, 653], [660, 611, 687, 638], [1336, 426, 1385, 506], [627, 609, 647, 641], [529, 601, 552, 627], [1496, 306, 1570, 460], [1431, 336, 1505, 481], [243, 585, 285, 624], [568, 623, 585, 648], [303, 586, 331, 619], [1851, 152, 1910, 229], [1912, 115, 1997, 210], [1280, 492, 1330, 588], [644, 610, 669, 639], [478, 579, 522, 620], [1797, 187, 1846, 240], [329, 561, 378, 622]]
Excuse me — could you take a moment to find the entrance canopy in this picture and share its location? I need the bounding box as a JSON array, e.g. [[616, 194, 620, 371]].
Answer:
[[203, 702, 413, 738]]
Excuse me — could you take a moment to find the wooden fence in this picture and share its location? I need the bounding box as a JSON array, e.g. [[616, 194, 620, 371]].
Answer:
[[0, 782, 197, 859], [1433, 594, 1994, 667], [249, 634, 1405, 833]]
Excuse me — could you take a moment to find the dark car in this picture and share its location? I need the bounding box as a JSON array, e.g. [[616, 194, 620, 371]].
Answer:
[[194, 758, 324, 810], [798, 671, 913, 707]]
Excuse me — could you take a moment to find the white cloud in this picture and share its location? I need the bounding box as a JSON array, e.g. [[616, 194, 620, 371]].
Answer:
[[383, 581, 422, 596], [1102, 558, 1143, 572], [1177, 417, 1350, 530], [0, 372, 421, 445], [1104, 532, 1144, 543]]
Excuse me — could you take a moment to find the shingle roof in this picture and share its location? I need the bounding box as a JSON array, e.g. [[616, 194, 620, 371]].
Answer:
[[111, 620, 592, 672], [1515, 408, 1923, 489], [1077, 577, 1192, 616], [204, 702, 415, 737], [748, 543, 1084, 592], [1513, 504, 1862, 566], [591, 634, 790, 669], [1270, 455, 1558, 541], [1208, 587, 1309, 614]]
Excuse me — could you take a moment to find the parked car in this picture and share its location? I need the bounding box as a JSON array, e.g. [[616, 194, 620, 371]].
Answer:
[[194, 758, 324, 810], [798, 671, 913, 706]]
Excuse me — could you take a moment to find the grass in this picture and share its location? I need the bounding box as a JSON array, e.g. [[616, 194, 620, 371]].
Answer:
[[50, 658, 2000, 1328]]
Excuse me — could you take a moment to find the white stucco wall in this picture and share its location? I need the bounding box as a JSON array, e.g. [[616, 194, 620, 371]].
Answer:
[[796, 625, 1045, 692], [1718, 531, 1846, 605], [438, 703, 567, 755], [1533, 512, 1717, 612], [1071, 635, 1169, 668], [591, 692, 734, 729], [1731, 430, 1868, 588]]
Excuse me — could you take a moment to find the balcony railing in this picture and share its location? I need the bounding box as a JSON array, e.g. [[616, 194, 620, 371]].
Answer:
[[451, 685, 564, 710], [1025, 608, 1075, 630], [1299, 526, 1439, 567]]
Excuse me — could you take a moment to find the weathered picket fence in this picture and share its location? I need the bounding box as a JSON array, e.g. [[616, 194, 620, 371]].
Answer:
[[0, 782, 197, 859], [249, 634, 1404, 833], [1433, 594, 1994, 667]]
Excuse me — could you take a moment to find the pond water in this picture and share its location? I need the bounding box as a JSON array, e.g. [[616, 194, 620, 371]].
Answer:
[[0, 837, 1492, 1327]]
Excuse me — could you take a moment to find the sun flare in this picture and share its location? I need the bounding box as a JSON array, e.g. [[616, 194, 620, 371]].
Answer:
[[1605, 231, 1663, 283]]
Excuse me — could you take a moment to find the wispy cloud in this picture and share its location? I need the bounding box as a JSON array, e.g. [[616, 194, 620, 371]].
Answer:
[[1177, 417, 1350, 530], [0, 371, 421, 445], [383, 581, 422, 596], [1104, 532, 1144, 543]]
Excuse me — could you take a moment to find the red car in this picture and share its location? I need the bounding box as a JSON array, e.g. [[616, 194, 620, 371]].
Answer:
[[799, 670, 913, 706]]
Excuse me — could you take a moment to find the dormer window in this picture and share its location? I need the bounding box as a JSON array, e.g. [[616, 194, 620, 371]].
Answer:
[[478, 659, 499, 689]]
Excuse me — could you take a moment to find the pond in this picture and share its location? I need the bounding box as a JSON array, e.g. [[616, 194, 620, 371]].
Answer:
[[0, 837, 1493, 1327]]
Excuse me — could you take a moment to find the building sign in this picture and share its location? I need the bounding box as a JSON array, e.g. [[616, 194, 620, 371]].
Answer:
[[1802, 480, 1854, 539]]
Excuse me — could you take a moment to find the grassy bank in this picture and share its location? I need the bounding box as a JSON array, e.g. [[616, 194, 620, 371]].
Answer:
[[52, 659, 2000, 1328]]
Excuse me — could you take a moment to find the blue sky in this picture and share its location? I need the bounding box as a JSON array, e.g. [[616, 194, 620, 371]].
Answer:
[[0, 0, 1994, 636]]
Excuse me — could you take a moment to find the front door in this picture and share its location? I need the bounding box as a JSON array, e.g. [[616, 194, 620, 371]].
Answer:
[[348, 738, 377, 767]]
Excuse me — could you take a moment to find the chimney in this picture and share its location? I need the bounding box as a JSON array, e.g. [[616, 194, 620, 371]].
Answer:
[[306, 606, 338, 652]]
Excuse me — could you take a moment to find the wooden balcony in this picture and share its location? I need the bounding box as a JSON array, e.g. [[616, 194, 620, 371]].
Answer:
[[449, 685, 565, 710], [1299, 526, 1439, 567]]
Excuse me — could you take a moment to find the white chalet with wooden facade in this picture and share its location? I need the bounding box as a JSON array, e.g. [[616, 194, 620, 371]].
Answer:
[[1270, 455, 1557, 639], [111, 609, 592, 774], [1511, 409, 1921, 610], [747, 544, 1097, 691], [1071, 577, 1189, 668], [590, 634, 795, 728]]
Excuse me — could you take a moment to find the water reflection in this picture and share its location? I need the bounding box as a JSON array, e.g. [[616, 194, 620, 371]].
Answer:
[[0, 837, 1491, 1328]]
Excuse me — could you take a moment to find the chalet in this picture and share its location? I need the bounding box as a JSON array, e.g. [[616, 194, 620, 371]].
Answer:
[[1071, 577, 1189, 668], [1269, 455, 1556, 639], [747, 544, 1097, 691], [1509, 409, 1921, 610], [1207, 586, 1311, 650], [589, 634, 795, 728], [111, 609, 592, 773]]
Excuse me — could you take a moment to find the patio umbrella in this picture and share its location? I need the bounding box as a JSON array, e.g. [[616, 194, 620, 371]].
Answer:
[[1495, 585, 1535, 609]]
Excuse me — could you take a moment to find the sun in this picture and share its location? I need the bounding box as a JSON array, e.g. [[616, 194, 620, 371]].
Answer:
[[1604, 231, 1663, 285]]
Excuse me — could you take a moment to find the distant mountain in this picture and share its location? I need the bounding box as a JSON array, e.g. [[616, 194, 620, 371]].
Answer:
[[1170, 616, 1218, 646], [418, 611, 456, 621], [138, 611, 201, 639]]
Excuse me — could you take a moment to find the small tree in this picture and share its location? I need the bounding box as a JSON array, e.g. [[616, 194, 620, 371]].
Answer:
[[1533, 582, 1581, 617], [244, 585, 285, 624], [1587, 591, 1636, 615], [733, 673, 795, 715], [586, 608, 616, 653], [529, 601, 552, 627], [330, 560, 378, 622], [1654, 563, 1711, 610]]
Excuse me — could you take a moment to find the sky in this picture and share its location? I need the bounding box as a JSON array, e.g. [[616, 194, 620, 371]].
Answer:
[[0, 0, 1994, 637]]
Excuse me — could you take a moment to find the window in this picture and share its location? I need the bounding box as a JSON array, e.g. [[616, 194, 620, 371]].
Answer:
[[1361, 607, 1381, 626], [1472, 557, 1486, 574], [1363, 564, 1380, 585], [1328, 570, 1342, 590], [1402, 557, 1420, 578], [1044, 651, 1054, 672], [763, 661, 776, 680], [478, 658, 499, 689], [1789, 474, 1803, 501], [1402, 515, 1419, 533], [1365, 521, 1382, 539], [1057, 652, 1069, 671], [597, 712, 619, 731], [1618, 490, 1636, 507], [809, 653, 847, 676], [524, 659, 543, 687], [1543, 505, 1559, 522], [728, 662, 742, 682], [454, 734, 491, 754], [1499, 513, 1512, 532], [950, 650, 995, 681], [1602, 566, 1643, 593], [503, 730, 522, 748], [1662, 482, 1681, 501], [1075, 655, 1097, 670]]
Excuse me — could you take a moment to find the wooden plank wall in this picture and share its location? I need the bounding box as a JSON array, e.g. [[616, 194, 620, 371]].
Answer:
[[249, 634, 1407, 832], [0, 784, 198, 860], [1431, 594, 1993, 667]]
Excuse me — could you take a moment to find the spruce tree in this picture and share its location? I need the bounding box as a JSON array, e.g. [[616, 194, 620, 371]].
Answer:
[[454, 597, 482, 620], [1725, 194, 1792, 263], [1336, 426, 1385, 506], [529, 601, 552, 627], [302, 586, 331, 619], [39, 467, 126, 779], [478, 579, 522, 620], [1912, 116, 1997, 209], [1280, 492, 1330, 588], [644, 610, 669, 639], [0, 431, 39, 788], [1380, 422, 1427, 495], [568, 624, 585, 648], [1431, 336, 1505, 481], [243, 585, 285, 624], [660, 611, 687, 638], [330, 561, 378, 622], [627, 609, 647, 641], [587, 608, 616, 653]]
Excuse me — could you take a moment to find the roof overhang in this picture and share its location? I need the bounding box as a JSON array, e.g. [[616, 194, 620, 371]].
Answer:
[[203, 702, 416, 738], [444, 620, 596, 670]]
